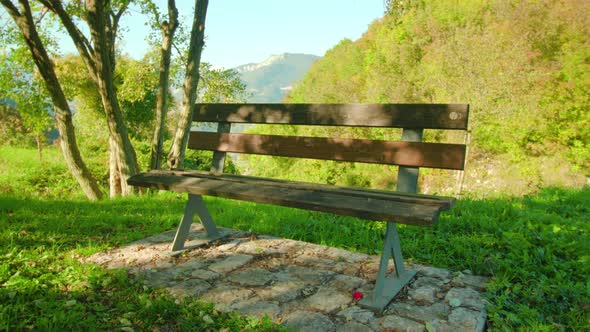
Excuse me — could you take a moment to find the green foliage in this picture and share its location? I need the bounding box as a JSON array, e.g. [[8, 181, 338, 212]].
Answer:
[[288, 0, 590, 177], [542, 42, 590, 171], [198, 63, 249, 103], [0, 103, 29, 146], [0, 52, 53, 148], [54, 54, 161, 142], [1, 146, 588, 330], [0, 6, 65, 149], [116, 56, 161, 140]]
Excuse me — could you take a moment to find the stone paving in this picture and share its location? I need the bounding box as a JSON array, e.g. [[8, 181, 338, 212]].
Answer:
[[87, 224, 489, 331]]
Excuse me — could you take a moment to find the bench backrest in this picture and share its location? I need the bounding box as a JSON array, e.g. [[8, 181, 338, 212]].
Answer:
[[189, 103, 469, 194]]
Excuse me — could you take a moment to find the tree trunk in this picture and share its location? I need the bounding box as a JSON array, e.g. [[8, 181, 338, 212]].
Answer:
[[150, 0, 178, 170], [1, 0, 102, 200], [109, 136, 122, 198], [35, 133, 43, 163], [167, 0, 209, 169], [86, 0, 138, 195]]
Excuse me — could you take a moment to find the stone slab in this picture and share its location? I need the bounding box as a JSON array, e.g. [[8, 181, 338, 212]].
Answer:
[[231, 298, 281, 319], [445, 287, 486, 310], [85, 225, 488, 331], [381, 315, 425, 331], [337, 306, 376, 324], [282, 311, 335, 332], [208, 254, 253, 274], [303, 286, 352, 313], [228, 268, 276, 286]]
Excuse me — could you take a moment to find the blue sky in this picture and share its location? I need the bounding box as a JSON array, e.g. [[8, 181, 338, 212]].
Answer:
[[117, 0, 386, 68]]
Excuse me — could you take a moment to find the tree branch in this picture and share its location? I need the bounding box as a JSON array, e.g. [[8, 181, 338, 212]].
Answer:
[[0, 0, 21, 17], [111, 0, 130, 32], [39, 0, 98, 82], [34, 6, 48, 25], [172, 40, 184, 59], [168, 0, 178, 29], [148, 0, 161, 27]]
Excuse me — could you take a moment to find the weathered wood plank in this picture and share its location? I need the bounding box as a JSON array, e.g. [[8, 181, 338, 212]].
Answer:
[[194, 103, 469, 130], [144, 169, 455, 209], [127, 171, 444, 226], [188, 132, 467, 170]]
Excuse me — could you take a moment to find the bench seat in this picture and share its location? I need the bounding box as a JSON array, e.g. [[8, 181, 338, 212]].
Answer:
[[128, 169, 455, 227]]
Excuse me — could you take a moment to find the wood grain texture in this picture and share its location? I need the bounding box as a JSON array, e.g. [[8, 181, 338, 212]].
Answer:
[[127, 170, 453, 226], [189, 132, 467, 170], [146, 169, 455, 208], [194, 103, 469, 129]]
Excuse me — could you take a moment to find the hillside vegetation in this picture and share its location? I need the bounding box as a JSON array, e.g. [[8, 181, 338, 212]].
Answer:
[[244, 0, 589, 195]]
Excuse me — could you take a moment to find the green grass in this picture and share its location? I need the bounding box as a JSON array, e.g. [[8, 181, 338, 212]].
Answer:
[[0, 195, 281, 331], [0, 147, 280, 331], [207, 190, 590, 331], [1, 146, 589, 331]]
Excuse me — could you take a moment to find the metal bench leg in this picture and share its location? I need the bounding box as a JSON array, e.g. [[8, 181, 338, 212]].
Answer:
[[359, 222, 416, 311], [171, 194, 226, 251]]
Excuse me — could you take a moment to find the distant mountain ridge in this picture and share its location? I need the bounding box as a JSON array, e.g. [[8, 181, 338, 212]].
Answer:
[[234, 53, 320, 102]]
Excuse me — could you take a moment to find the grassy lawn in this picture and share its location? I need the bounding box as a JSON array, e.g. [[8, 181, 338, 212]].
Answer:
[[1, 146, 589, 331]]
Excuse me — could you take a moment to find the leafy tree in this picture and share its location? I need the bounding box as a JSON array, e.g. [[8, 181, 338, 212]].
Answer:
[[2, 0, 246, 196], [1, 0, 138, 197], [54, 52, 246, 176], [0, 0, 102, 200], [0, 51, 53, 160], [0, 101, 28, 146], [198, 62, 248, 103], [55, 52, 165, 141]]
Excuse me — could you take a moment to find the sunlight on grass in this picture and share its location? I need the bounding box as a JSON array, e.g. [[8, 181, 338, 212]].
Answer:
[[0, 194, 282, 331], [1, 146, 588, 330]]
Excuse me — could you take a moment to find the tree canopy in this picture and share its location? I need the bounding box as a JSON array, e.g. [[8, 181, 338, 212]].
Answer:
[[0, 0, 246, 198], [278, 0, 588, 193]]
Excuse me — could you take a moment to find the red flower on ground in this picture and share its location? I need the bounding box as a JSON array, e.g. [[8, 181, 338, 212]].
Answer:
[[353, 291, 363, 300]]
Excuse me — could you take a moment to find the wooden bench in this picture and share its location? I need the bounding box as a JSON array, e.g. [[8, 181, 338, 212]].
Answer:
[[128, 103, 469, 311]]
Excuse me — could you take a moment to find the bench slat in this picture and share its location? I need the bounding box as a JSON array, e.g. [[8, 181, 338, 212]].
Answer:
[[128, 171, 448, 226], [147, 169, 455, 209], [194, 103, 469, 129], [188, 132, 466, 170]]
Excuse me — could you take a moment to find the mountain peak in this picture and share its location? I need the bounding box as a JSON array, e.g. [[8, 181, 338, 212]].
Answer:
[[235, 53, 320, 74], [235, 53, 321, 102]]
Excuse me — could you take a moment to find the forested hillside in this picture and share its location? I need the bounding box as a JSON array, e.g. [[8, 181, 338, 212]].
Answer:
[[247, 0, 589, 195]]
